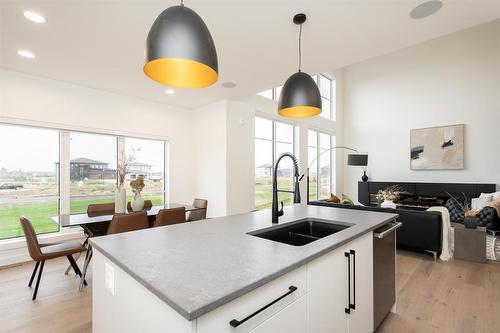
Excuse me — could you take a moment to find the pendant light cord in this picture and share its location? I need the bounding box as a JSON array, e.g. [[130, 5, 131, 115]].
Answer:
[[298, 23, 302, 72], [181, 0, 184, 6]]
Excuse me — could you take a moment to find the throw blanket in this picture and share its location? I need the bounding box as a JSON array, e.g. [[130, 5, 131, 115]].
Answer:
[[427, 206, 453, 261], [485, 199, 500, 217]]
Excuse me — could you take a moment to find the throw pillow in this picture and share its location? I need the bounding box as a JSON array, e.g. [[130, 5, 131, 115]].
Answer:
[[481, 191, 500, 201], [341, 193, 354, 205], [326, 193, 340, 203], [476, 195, 493, 210]]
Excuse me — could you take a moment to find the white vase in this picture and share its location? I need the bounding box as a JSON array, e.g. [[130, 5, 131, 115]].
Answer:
[[131, 191, 145, 212], [381, 199, 397, 209], [115, 184, 126, 213]]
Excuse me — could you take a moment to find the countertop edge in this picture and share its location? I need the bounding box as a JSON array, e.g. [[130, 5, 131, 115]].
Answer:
[[89, 213, 397, 321]]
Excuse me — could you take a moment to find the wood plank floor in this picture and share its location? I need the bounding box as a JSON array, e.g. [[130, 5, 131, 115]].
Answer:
[[378, 250, 500, 333], [1, 251, 499, 333]]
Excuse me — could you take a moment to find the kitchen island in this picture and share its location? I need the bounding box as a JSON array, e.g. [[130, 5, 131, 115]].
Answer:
[[90, 205, 398, 333]]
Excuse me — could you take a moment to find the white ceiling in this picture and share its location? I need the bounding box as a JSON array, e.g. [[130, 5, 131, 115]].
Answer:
[[1, 0, 499, 109]]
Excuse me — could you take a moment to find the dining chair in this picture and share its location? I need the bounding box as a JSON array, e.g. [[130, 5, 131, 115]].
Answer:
[[79, 211, 149, 291], [126, 200, 153, 212], [87, 203, 115, 217], [64, 202, 113, 275], [20, 216, 87, 300], [154, 207, 186, 227], [186, 198, 208, 222], [107, 211, 149, 234]]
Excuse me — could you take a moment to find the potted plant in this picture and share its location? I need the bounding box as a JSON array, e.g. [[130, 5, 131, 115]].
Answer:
[[130, 176, 145, 211], [456, 199, 480, 229], [376, 185, 401, 209]]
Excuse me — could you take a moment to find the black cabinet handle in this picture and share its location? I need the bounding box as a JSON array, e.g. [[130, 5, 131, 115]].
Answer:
[[229, 285, 298, 328], [344, 252, 351, 314], [350, 249, 356, 310]]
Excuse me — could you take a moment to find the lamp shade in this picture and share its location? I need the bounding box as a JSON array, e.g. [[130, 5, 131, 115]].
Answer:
[[347, 153, 368, 166], [144, 5, 218, 88], [278, 72, 322, 118]]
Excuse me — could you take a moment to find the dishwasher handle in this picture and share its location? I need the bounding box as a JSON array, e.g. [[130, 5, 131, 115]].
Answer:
[[374, 222, 402, 239]]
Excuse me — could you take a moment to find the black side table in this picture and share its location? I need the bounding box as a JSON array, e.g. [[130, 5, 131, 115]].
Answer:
[[453, 222, 486, 263]]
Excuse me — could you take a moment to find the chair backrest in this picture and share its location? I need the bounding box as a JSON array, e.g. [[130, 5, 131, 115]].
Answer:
[[187, 198, 208, 221], [107, 211, 149, 235], [87, 203, 115, 217], [154, 207, 186, 227], [19, 216, 42, 260], [127, 200, 153, 212]]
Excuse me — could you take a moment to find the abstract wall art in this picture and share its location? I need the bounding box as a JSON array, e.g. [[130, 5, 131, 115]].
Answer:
[[410, 124, 464, 170]]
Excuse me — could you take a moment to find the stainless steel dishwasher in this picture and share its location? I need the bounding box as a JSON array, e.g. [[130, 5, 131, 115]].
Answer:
[[373, 221, 402, 330]]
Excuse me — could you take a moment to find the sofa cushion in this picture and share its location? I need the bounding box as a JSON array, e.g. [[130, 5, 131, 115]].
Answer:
[[481, 191, 500, 201]]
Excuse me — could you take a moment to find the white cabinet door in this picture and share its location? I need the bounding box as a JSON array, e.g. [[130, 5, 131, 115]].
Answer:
[[346, 232, 374, 333], [307, 245, 349, 333], [197, 266, 307, 333], [249, 295, 307, 333]]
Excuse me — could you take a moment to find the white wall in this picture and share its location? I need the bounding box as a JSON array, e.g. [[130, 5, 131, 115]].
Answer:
[[226, 101, 255, 215], [343, 19, 500, 200], [193, 100, 227, 217]]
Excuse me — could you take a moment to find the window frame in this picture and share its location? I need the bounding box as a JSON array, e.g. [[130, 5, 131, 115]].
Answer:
[[254, 116, 297, 210], [0, 120, 169, 241], [308, 129, 336, 201]]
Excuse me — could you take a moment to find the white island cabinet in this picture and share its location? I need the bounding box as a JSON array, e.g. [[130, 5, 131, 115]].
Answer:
[[308, 231, 373, 333], [93, 231, 375, 333]]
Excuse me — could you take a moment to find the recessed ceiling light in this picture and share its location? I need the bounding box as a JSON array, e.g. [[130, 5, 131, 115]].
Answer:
[[165, 89, 175, 95], [24, 11, 46, 23], [222, 82, 237, 88], [410, 0, 443, 19], [17, 49, 35, 59]]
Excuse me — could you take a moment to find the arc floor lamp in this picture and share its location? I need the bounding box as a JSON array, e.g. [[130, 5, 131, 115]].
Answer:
[[307, 147, 368, 204]]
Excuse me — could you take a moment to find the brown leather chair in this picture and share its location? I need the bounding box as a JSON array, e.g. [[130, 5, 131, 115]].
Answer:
[[106, 211, 149, 235], [126, 200, 153, 212], [20, 216, 87, 300], [154, 207, 186, 227], [87, 203, 115, 217], [186, 198, 208, 222], [79, 211, 150, 290]]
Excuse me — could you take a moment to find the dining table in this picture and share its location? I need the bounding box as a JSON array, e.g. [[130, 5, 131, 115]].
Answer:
[[50, 203, 203, 290]]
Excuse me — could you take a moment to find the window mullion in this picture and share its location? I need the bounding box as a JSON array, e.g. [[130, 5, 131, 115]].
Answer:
[[316, 132, 320, 200], [59, 131, 70, 215], [164, 141, 169, 204], [117, 137, 125, 188]]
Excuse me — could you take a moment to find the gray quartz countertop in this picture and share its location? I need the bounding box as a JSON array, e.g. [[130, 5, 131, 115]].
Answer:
[[89, 205, 398, 321]]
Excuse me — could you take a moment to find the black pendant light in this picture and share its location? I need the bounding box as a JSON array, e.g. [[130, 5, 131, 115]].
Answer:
[[278, 14, 321, 118], [144, 0, 218, 88]]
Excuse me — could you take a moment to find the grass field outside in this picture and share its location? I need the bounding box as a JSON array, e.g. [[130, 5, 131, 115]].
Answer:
[[255, 177, 319, 210], [0, 195, 163, 240]]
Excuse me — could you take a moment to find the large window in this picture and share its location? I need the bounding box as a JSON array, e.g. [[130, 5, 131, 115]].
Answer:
[[0, 124, 59, 239], [257, 74, 335, 120], [308, 130, 336, 201], [124, 137, 165, 207], [0, 123, 167, 240], [255, 117, 296, 210], [70, 132, 117, 214]]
